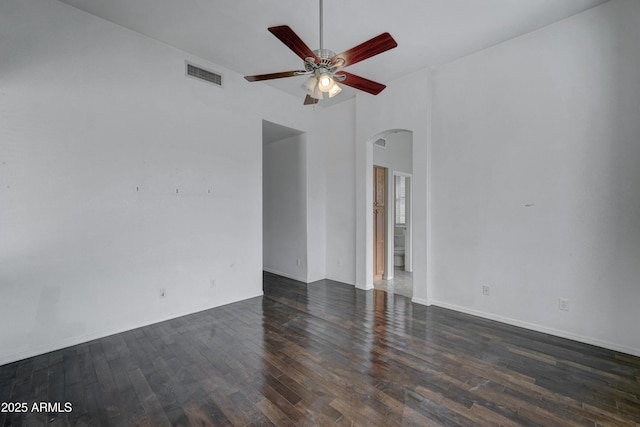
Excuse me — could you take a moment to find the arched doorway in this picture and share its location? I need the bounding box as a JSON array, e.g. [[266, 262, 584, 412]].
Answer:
[[366, 129, 413, 297]]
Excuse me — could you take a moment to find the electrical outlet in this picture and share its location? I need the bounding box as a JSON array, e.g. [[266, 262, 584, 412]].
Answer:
[[559, 298, 569, 311], [482, 285, 490, 296], [296, 258, 301, 267], [159, 288, 167, 298], [210, 279, 216, 289]]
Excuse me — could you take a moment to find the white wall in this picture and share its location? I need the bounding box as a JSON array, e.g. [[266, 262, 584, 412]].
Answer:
[[373, 131, 413, 174], [304, 120, 327, 283], [263, 134, 308, 281], [0, 0, 317, 364], [430, 0, 640, 356], [324, 99, 357, 284]]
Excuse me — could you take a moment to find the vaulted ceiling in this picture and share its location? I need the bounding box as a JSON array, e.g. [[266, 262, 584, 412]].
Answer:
[[58, 0, 610, 105]]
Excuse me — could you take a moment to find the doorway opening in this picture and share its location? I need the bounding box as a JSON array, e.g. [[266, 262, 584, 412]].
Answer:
[[262, 120, 307, 283], [368, 130, 413, 297]]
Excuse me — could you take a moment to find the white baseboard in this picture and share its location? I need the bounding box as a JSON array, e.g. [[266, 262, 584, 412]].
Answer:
[[0, 291, 263, 366], [325, 275, 356, 286], [430, 300, 640, 358], [411, 297, 430, 306], [263, 267, 308, 283]]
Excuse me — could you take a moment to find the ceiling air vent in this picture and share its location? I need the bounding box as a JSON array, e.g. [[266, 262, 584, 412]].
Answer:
[[374, 138, 387, 148], [186, 61, 223, 87]]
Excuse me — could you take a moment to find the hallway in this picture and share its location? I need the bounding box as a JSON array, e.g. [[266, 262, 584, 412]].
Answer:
[[374, 268, 413, 298]]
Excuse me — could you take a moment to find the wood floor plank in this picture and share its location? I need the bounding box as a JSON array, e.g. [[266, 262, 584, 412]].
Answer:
[[127, 367, 172, 427], [227, 390, 275, 425], [255, 398, 297, 427]]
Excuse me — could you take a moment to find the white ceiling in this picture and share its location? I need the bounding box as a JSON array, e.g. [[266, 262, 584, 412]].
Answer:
[[58, 0, 609, 106]]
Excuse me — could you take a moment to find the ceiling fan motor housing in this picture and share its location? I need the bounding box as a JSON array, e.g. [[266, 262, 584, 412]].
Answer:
[[305, 49, 338, 73], [314, 49, 336, 60]]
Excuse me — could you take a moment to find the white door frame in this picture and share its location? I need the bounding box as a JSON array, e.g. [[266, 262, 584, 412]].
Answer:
[[391, 171, 413, 274]]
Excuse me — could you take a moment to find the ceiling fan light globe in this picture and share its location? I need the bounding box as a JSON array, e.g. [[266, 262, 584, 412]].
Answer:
[[318, 73, 333, 92], [311, 84, 324, 100], [328, 82, 342, 98], [303, 76, 317, 94]]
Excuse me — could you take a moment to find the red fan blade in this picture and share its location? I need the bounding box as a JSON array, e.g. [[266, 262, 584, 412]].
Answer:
[[336, 72, 386, 95], [304, 95, 319, 105], [331, 32, 397, 68], [268, 25, 319, 62], [244, 70, 306, 82]]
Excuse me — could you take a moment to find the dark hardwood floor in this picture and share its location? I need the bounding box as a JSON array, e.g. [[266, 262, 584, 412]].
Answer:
[[1, 272, 639, 426]]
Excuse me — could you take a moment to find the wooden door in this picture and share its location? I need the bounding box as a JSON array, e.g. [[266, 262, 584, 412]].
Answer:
[[373, 166, 386, 281]]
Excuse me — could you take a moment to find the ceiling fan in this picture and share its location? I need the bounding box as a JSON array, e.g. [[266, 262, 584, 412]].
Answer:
[[244, 0, 398, 105]]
